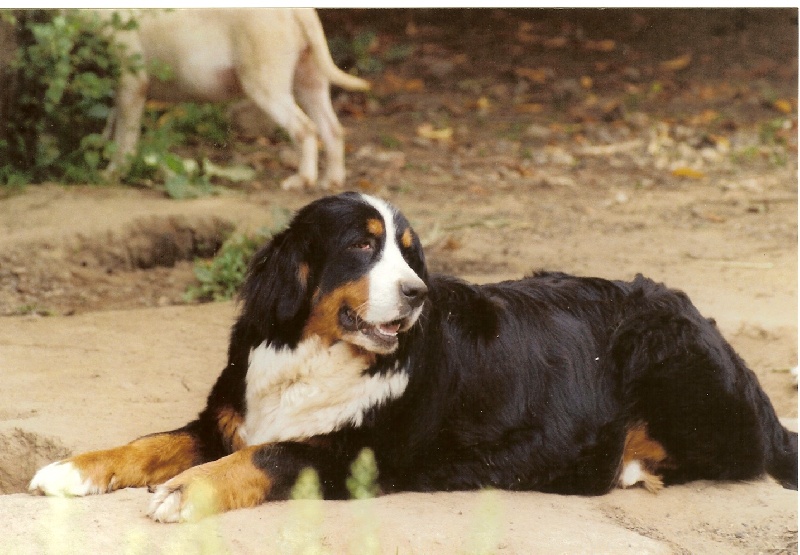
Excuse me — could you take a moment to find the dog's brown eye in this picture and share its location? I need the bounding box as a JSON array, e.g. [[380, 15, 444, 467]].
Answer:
[[352, 239, 375, 251]]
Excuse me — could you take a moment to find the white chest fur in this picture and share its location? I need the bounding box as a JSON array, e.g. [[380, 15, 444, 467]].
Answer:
[[240, 337, 408, 446]]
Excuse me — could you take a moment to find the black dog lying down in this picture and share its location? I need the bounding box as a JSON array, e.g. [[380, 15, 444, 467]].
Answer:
[[30, 192, 797, 522]]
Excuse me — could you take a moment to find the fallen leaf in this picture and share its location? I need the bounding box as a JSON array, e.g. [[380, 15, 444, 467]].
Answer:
[[773, 99, 793, 114], [514, 103, 544, 114], [660, 53, 693, 72], [379, 72, 425, 94], [442, 236, 464, 251], [712, 135, 730, 151], [514, 67, 551, 83], [145, 100, 173, 111], [688, 109, 720, 126], [357, 178, 376, 192], [692, 209, 726, 223], [403, 79, 425, 93], [583, 39, 615, 52], [594, 61, 611, 73], [416, 123, 453, 141], [475, 96, 491, 112], [671, 167, 705, 179], [699, 85, 716, 101], [516, 30, 539, 44], [203, 159, 256, 182], [542, 36, 569, 49]]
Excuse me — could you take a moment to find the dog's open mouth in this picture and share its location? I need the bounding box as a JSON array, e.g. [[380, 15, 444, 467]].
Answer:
[[340, 306, 404, 348]]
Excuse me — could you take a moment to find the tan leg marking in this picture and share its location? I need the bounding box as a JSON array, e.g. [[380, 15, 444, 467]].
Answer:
[[148, 446, 271, 522], [29, 432, 198, 496]]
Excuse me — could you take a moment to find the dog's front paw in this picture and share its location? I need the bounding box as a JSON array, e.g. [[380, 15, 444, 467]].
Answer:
[[29, 460, 105, 497], [148, 482, 187, 523], [147, 472, 217, 523], [147, 448, 270, 523]]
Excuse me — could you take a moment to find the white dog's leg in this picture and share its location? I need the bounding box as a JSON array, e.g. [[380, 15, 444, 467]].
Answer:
[[103, 25, 148, 179], [106, 70, 148, 175], [295, 62, 346, 190], [245, 93, 318, 190], [237, 50, 319, 190]]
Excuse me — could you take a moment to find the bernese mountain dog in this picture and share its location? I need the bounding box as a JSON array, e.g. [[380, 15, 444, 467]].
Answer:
[[30, 192, 797, 522]]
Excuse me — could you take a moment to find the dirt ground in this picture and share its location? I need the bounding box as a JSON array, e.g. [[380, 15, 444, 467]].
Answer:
[[0, 8, 797, 554]]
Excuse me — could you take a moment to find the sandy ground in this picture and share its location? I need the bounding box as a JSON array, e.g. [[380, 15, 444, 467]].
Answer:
[[0, 8, 797, 555]]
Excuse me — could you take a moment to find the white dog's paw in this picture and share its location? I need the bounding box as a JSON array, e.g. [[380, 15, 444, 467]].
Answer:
[[318, 175, 343, 191], [29, 460, 103, 497], [280, 173, 312, 191]]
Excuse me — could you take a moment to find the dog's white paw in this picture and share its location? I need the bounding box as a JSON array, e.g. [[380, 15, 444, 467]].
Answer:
[[29, 461, 103, 497], [148, 484, 189, 523], [147, 472, 221, 523]]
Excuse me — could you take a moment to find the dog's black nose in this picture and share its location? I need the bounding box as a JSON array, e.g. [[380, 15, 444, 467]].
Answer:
[[401, 281, 428, 308]]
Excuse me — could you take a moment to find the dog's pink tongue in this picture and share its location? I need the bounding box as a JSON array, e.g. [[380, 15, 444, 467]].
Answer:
[[379, 322, 401, 337]]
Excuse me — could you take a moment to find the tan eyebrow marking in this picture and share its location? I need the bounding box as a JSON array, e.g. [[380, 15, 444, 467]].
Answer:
[[367, 218, 384, 236], [401, 228, 413, 248]]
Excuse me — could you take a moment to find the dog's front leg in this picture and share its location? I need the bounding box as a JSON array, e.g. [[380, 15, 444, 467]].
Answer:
[[29, 430, 200, 497], [147, 441, 348, 522], [148, 445, 268, 522], [105, 69, 148, 178], [103, 22, 148, 179]]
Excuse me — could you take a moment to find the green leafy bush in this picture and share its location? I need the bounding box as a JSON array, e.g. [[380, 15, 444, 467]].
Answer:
[[185, 231, 267, 302], [124, 101, 246, 198], [329, 29, 414, 75], [185, 207, 291, 302], [0, 10, 138, 185], [0, 11, 241, 191]]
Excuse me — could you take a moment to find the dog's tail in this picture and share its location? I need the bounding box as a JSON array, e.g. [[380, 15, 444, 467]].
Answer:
[[295, 9, 371, 92]]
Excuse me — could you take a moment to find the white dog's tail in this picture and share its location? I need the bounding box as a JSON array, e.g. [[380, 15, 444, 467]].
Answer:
[[295, 9, 371, 92]]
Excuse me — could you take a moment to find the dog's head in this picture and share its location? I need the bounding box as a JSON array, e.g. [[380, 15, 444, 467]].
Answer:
[[241, 192, 428, 354]]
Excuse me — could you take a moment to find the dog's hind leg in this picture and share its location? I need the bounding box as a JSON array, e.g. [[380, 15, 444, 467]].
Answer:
[[234, 37, 319, 191], [294, 57, 346, 189], [612, 277, 797, 488]]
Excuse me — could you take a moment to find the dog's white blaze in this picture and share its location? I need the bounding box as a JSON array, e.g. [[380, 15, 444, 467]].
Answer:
[[28, 461, 103, 497], [240, 337, 408, 445], [360, 194, 426, 324]]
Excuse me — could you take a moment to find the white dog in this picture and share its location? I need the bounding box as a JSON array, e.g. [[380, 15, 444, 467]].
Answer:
[[104, 8, 369, 190]]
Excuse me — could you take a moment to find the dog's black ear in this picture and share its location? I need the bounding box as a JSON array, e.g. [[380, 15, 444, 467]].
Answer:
[[239, 226, 312, 347]]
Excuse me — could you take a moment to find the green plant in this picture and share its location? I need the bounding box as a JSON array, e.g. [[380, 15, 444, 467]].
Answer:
[[1, 9, 138, 185], [379, 133, 402, 149], [184, 231, 265, 303], [185, 208, 291, 302], [346, 448, 380, 500], [759, 117, 791, 145], [124, 101, 253, 198], [329, 29, 414, 76], [14, 303, 53, 317]]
